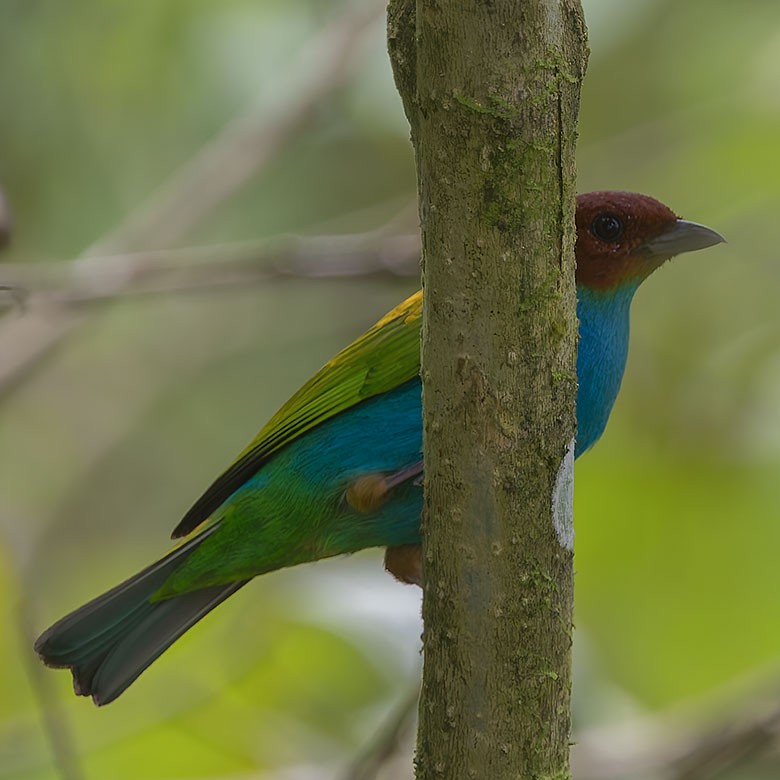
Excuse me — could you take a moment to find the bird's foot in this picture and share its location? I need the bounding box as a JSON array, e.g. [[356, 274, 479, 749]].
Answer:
[[384, 544, 423, 587]]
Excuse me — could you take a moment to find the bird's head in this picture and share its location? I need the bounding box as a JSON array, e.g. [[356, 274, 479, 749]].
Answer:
[[575, 191, 724, 292]]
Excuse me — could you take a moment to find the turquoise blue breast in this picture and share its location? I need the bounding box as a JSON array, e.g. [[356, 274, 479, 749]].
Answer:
[[229, 286, 636, 554]]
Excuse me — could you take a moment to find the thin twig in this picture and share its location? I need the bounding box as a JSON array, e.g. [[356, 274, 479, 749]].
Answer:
[[0, 231, 420, 306], [87, 0, 385, 256], [341, 682, 419, 780], [667, 695, 780, 780], [0, 285, 28, 312], [1, 521, 86, 780], [17, 603, 86, 780], [0, 186, 11, 250], [0, 0, 386, 398], [572, 675, 780, 780]]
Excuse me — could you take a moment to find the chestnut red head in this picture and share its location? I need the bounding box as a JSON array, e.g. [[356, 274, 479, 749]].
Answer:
[[575, 191, 724, 291]]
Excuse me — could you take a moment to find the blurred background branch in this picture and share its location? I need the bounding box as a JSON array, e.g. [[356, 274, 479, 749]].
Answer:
[[85, 0, 385, 256], [0, 0, 386, 399], [0, 187, 26, 316], [574, 675, 780, 780], [340, 683, 419, 780], [0, 229, 419, 306], [16, 582, 86, 780], [335, 672, 780, 780], [0, 186, 11, 251]]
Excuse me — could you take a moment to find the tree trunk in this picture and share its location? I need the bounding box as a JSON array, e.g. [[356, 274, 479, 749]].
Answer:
[[387, 2, 588, 778]]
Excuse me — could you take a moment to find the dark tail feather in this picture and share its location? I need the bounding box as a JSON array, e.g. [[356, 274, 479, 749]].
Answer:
[[34, 527, 249, 706]]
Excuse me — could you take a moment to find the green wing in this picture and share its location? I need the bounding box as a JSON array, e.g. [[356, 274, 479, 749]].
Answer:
[[172, 290, 423, 539]]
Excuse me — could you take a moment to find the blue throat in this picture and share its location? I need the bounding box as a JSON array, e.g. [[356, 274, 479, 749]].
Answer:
[[574, 284, 638, 455], [227, 283, 644, 553]]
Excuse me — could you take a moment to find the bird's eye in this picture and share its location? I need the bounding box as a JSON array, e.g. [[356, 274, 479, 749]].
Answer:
[[591, 213, 624, 243]]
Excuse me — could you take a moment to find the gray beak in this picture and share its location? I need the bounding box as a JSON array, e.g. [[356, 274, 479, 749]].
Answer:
[[636, 219, 726, 258]]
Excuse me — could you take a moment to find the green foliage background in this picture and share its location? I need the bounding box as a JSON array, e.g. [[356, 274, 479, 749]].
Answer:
[[0, 1, 778, 778]]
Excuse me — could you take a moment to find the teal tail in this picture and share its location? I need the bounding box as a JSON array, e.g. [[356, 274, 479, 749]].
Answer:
[[34, 528, 248, 706]]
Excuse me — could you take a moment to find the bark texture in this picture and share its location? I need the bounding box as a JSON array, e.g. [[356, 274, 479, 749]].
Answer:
[[388, 2, 588, 778]]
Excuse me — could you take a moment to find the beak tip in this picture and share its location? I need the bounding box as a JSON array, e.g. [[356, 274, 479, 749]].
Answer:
[[640, 219, 726, 258]]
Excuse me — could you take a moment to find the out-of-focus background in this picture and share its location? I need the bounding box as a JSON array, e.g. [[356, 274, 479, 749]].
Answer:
[[1, 0, 778, 778]]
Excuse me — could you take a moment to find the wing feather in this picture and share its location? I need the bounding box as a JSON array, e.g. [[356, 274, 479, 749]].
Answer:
[[171, 290, 422, 539]]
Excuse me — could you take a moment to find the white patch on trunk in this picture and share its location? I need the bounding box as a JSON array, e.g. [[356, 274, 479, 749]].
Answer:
[[552, 436, 575, 551]]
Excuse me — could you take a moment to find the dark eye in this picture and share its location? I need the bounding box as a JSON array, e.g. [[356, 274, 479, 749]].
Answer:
[[591, 213, 624, 242]]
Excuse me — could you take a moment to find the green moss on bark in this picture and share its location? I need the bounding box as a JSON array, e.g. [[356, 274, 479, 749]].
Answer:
[[388, 1, 588, 779]]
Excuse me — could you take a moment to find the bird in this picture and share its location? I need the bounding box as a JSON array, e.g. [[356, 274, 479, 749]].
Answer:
[[34, 191, 724, 705]]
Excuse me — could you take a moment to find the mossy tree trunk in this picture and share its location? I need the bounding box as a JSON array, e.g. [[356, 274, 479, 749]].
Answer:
[[387, 2, 588, 778]]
